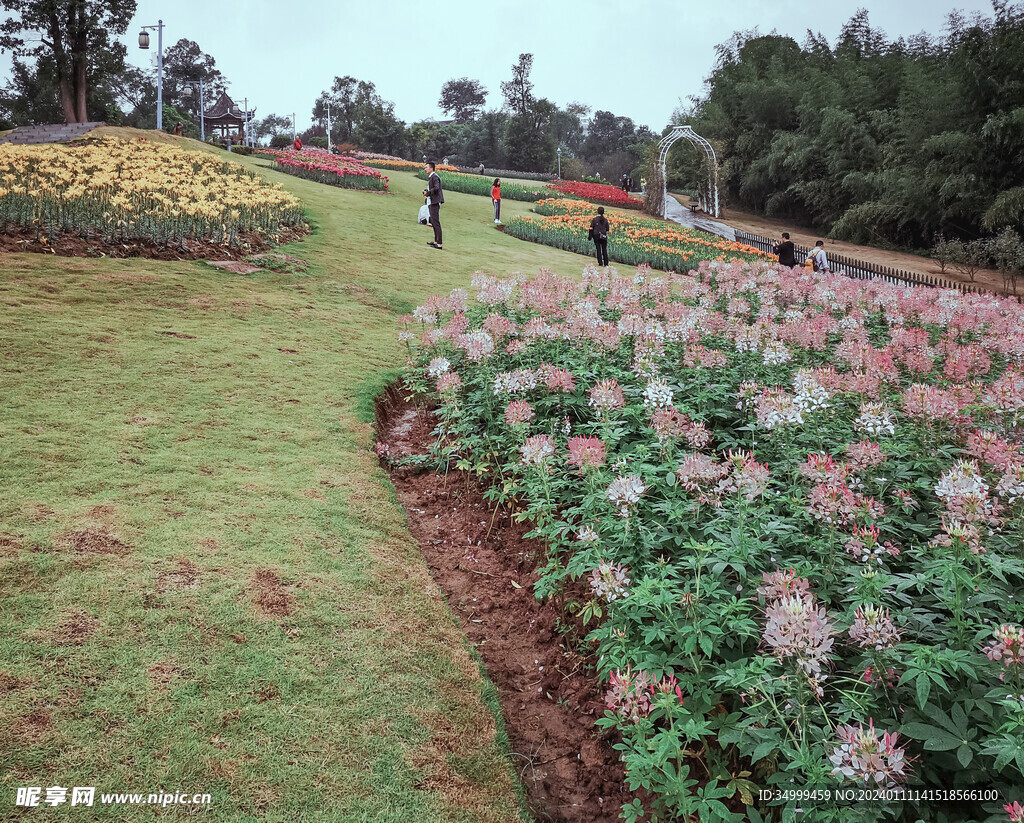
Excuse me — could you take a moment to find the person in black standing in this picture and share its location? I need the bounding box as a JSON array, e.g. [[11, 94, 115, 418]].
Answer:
[[773, 231, 796, 268], [589, 206, 610, 267], [423, 161, 444, 249]]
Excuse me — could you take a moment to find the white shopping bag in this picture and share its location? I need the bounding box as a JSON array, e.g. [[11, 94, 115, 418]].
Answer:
[[418, 203, 430, 225]]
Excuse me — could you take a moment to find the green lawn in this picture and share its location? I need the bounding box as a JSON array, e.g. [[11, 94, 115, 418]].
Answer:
[[0, 136, 600, 821]]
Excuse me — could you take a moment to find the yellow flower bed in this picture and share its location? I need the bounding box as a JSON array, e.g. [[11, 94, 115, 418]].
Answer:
[[0, 137, 303, 247]]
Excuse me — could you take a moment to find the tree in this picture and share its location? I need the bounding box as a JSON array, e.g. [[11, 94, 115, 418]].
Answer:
[[500, 53, 534, 117], [0, 57, 65, 124], [311, 76, 407, 154], [504, 113, 552, 172], [438, 77, 486, 122], [253, 113, 292, 145], [0, 0, 137, 123], [161, 38, 227, 122]]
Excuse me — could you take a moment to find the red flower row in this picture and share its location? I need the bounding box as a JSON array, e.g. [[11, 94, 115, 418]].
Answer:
[[547, 180, 642, 208], [255, 148, 389, 186]]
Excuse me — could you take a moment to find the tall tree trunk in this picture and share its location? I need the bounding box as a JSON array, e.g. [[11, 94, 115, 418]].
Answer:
[[74, 60, 88, 122], [49, 7, 78, 123], [72, 1, 89, 122], [58, 77, 78, 123]]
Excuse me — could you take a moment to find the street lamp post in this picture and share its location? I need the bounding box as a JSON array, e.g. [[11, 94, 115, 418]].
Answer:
[[292, 113, 296, 141], [557, 146, 562, 179], [244, 96, 249, 147], [326, 103, 331, 149], [138, 20, 164, 131], [182, 79, 205, 141]]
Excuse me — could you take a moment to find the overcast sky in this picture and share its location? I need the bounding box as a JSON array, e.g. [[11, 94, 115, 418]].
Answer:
[[1, 0, 1001, 131]]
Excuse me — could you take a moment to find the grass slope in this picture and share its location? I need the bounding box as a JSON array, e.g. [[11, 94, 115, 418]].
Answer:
[[0, 137, 598, 822]]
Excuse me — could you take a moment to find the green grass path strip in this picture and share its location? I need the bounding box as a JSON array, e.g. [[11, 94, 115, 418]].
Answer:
[[0, 143, 596, 821]]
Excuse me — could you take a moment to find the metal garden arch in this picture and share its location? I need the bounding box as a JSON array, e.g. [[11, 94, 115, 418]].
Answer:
[[657, 125, 720, 218]]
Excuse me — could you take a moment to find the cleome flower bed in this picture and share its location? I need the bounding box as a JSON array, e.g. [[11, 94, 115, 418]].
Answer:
[[400, 262, 1024, 823], [257, 148, 388, 190], [547, 180, 643, 209], [507, 198, 771, 271], [0, 137, 303, 249]]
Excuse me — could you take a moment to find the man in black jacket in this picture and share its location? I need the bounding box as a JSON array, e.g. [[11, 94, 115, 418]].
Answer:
[[774, 232, 796, 268], [423, 162, 444, 249], [590, 206, 610, 267]]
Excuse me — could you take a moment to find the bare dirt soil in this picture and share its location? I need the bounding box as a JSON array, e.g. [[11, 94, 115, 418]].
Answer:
[[0, 223, 309, 262], [377, 388, 640, 823]]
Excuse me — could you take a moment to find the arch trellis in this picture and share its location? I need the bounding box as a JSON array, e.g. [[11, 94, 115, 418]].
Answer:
[[657, 125, 720, 218]]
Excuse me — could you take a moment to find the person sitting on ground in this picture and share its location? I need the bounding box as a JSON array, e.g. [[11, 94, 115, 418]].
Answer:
[[774, 232, 796, 268]]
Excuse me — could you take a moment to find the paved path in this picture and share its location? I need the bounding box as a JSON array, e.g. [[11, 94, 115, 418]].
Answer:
[[662, 193, 736, 241], [0, 122, 105, 145]]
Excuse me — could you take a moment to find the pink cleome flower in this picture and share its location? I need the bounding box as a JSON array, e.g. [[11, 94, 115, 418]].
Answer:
[[589, 379, 625, 414], [762, 593, 835, 677], [567, 436, 607, 473], [984, 624, 1024, 669], [757, 568, 811, 601], [848, 605, 903, 651], [520, 434, 555, 466], [436, 372, 462, 394], [829, 719, 909, 787], [589, 560, 631, 602], [605, 666, 653, 721], [504, 400, 535, 427]]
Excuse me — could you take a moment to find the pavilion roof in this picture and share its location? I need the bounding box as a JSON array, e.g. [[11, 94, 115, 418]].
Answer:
[[204, 91, 254, 122]]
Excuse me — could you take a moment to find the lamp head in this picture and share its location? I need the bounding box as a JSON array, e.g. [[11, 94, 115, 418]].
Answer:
[[138, 30, 150, 49]]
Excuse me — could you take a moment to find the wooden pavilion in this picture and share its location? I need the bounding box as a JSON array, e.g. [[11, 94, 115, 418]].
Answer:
[[203, 91, 255, 142]]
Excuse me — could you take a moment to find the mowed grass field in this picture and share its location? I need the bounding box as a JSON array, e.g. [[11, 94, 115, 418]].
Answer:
[[0, 136, 597, 822]]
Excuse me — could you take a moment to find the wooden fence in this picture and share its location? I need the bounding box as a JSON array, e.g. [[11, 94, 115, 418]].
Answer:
[[734, 230, 1005, 298]]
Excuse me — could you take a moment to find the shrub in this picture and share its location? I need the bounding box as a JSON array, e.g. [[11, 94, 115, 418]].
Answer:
[[308, 136, 328, 149], [932, 233, 957, 275], [951, 238, 990, 282], [557, 156, 588, 182], [991, 228, 1024, 295], [270, 134, 293, 149]]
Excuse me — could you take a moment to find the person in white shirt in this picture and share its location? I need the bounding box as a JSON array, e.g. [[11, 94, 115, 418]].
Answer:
[[811, 240, 830, 273]]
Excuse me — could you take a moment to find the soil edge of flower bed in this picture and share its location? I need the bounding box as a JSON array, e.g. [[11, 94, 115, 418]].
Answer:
[[375, 383, 641, 823]]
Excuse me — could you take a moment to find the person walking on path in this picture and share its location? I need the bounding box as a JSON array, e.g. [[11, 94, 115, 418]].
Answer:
[[774, 232, 796, 268], [589, 206, 610, 267], [423, 161, 444, 249], [491, 178, 502, 225], [810, 240, 830, 273]]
